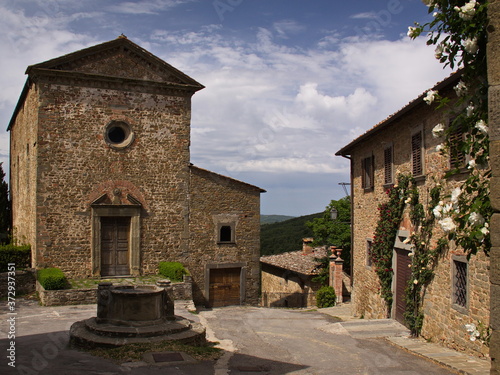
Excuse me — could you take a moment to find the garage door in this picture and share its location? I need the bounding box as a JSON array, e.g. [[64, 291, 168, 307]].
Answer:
[[394, 248, 412, 325], [209, 268, 241, 307]]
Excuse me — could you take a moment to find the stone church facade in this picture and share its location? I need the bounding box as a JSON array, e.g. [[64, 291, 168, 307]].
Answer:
[[8, 37, 264, 307]]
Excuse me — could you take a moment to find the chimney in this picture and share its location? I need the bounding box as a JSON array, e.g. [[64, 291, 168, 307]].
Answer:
[[302, 238, 314, 255]]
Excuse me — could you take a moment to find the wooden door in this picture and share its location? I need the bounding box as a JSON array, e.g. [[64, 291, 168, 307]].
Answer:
[[101, 217, 130, 276], [394, 248, 412, 325], [209, 268, 241, 307]]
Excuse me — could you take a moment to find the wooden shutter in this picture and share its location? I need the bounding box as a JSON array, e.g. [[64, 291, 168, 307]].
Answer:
[[384, 146, 393, 185], [411, 132, 423, 176], [362, 156, 374, 189]]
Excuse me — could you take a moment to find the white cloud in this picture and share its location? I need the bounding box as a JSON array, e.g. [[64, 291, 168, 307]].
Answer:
[[106, 0, 193, 15]]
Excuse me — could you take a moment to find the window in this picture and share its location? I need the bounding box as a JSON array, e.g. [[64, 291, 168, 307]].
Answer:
[[449, 125, 466, 170], [362, 155, 374, 190], [218, 224, 235, 243], [384, 145, 393, 185], [453, 257, 468, 311], [411, 131, 423, 176], [105, 121, 134, 149], [366, 239, 373, 268]]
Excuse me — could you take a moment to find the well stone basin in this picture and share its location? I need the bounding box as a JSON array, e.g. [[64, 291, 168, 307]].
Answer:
[[96, 283, 175, 327]]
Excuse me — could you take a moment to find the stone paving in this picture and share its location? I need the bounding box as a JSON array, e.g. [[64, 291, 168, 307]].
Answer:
[[320, 303, 491, 375]]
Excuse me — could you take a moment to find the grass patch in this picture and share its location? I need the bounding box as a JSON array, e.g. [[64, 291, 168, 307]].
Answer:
[[88, 341, 223, 363]]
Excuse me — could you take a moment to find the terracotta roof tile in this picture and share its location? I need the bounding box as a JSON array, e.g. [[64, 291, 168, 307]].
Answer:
[[260, 247, 328, 275]]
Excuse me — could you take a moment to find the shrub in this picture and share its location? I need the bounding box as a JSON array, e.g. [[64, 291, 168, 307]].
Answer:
[[316, 286, 336, 308], [0, 244, 31, 272], [158, 261, 189, 282], [37, 268, 68, 290]]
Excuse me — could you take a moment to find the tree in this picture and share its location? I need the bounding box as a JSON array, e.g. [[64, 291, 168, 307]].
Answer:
[[306, 196, 351, 274], [0, 163, 11, 243]]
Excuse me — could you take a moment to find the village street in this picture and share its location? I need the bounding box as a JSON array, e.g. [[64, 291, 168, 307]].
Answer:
[[0, 298, 465, 375]]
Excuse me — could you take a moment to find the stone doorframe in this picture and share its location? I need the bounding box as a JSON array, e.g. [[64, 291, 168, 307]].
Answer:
[[91, 205, 141, 277], [204, 262, 246, 305]]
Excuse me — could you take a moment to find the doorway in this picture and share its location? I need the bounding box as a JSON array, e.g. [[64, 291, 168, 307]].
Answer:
[[101, 217, 131, 276]]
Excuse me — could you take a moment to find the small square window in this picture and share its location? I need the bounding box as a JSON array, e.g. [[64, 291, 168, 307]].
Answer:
[[218, 223, 235, 243]]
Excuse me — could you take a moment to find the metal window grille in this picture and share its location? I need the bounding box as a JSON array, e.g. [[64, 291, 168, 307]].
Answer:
[[453, 260, 467, 308]]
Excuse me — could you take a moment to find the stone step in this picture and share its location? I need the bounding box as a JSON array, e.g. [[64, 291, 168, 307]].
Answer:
[[84, 317, 193, 338]]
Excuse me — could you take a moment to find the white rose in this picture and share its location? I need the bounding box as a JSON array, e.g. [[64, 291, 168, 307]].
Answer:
[[439, 217, 457, 233], [436, 144, 445, 153], [424, 90, 438, 105], [475, 120, 488, 135], [432, 123, 445, 138], [454, 81, 467, 96], [407, 26, 419, 38], [469, 212, 485, 227], [468, 159, 476, 169], [462, 37, 479, 54], [450, 187, 461, 204], [433, 205, 443, 218], [466, 104, 475, 117]]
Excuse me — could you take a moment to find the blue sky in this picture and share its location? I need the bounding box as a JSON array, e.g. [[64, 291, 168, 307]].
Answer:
[[0, 0, 453, 216]]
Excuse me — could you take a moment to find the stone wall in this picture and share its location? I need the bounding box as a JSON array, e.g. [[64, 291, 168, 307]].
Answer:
[[489, 0, 500, 373], [36, 281, 97, 306], [260, 263, 320, 307], [188, 166, 262, 306], [9, 85, 39, 255], [348, 81, 490, 356], [0, 270, 35, 298]]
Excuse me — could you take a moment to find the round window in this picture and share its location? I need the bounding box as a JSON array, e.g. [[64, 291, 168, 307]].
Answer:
[[104, 121, 134, 149]]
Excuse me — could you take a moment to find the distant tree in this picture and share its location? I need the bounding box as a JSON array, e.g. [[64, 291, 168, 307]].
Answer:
[[0, 163, 11, 243], [306, 196, 351, 274]]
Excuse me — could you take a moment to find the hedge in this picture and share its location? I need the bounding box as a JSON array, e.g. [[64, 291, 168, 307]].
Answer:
[[316, 286, 336, 308], [158, 261, 189, 282], [0, 244, 31, 272], [37, 268, 68, 290]]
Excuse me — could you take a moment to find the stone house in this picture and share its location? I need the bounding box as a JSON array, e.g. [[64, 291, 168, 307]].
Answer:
[[260, 239, 327, 307], [8, 36, 265, 307], [336, 72, 490, 356]]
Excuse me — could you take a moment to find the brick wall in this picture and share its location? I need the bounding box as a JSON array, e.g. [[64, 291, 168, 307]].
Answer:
[[348, 83, 490, 356]]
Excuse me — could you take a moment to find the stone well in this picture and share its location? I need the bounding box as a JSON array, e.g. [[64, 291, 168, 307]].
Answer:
[[70, 281, 205, 348]]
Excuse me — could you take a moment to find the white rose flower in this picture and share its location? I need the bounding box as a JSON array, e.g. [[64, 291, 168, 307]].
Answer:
[[481, 226, 490, 236], [465, 323, 476, 332], [413, 279, 418, 285], [450, 187, 461, 204], [468, 159, 476, 169], [462, 37, 479, 54], [435, 43, 445, 59], [424, 90, 438, 105], [407, 26, 419, 38], [475, 120, 488, 135], [433, 205, 443, 218], [439, 217, 457, 233], [466, 104, 475, 117], [469, 212, 485, 227], [436, 144, 445, 153], [432, 123, 445, 138], [454, 81, 467, 96]]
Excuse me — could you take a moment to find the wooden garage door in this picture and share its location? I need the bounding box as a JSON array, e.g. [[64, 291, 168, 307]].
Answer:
[[395, 248, 412, 325], [209, 268, 241, 307], [101, 217, 130, 276]]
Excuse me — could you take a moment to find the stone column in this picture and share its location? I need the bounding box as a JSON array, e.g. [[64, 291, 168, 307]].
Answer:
[[329, 246, 344, 304], [489, 1, 500, 373]]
